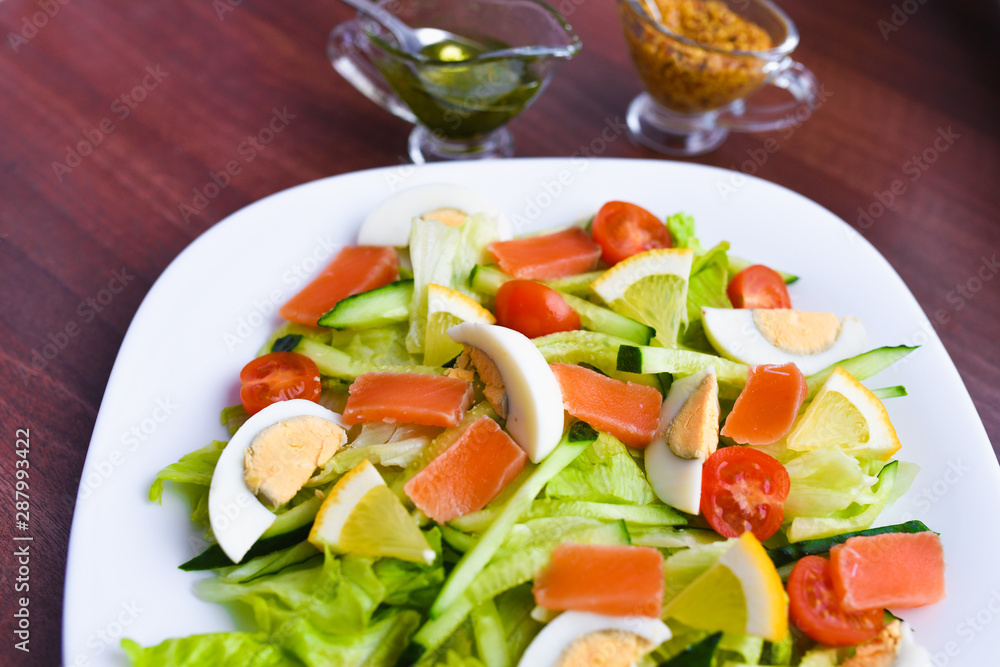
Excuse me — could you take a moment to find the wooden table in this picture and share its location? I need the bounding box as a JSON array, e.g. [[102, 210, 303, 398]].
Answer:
[[2, 0, 997, 663]]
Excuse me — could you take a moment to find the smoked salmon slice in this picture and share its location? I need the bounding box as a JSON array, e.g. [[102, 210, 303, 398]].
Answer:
[[533, 543, 664, 617], [550, 362, 661, 448], [404, 416, 527, 523], [279, 246, 399, 326], [721, 363, 807, 446], [830, 532, 946, 612], [342, 372, 473, 427], [488, 228, 601, 280]]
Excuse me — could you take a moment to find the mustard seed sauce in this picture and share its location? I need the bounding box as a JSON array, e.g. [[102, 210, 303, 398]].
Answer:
[[620, 0, 774, 113]]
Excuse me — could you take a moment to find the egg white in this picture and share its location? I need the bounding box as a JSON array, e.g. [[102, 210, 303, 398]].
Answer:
[[644, 367, 715, 515], [517, 611, 671, 667], [208, 399, 345, 563], [701, 307, 867, 376], [447, 322, 564, 463], [357, 183, 511, 247]]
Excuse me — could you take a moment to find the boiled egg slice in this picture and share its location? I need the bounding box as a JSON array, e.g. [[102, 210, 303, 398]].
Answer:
[[701, 307, 867, 376], [208, 399, 346, 563], [357, 183, 511, 247], [645, 367, 718, 515], [447, 322, 564, 463], [517, 611, 671, 667]]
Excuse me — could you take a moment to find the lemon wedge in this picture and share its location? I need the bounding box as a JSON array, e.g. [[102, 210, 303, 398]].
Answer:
[[424, 283, 496, 367], [663, 532, 788, 642], [308, 459, 435, 564], [591, 249, 694, 347], [785, 366, 902, 460]]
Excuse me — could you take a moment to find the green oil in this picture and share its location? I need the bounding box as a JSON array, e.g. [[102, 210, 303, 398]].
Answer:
[[375, 35, 542, 140]]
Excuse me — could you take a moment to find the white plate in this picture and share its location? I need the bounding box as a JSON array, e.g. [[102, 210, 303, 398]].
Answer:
[[64, 159, 1000, 666]]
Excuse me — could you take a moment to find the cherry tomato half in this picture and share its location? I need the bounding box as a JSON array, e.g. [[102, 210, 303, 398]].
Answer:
[[591, 201, 672, 266], [494, 280, 581, 339], [700, 446, 790, 541], [239, 351, 322, 416], [727, 265, 791, 309], [788, 555, 885, 646]]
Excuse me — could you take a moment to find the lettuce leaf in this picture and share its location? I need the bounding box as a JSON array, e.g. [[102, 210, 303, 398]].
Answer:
[[406, 214, 499, 353], [666, 212, 702, 252], [783, 447, 875, 519], [126, 550, 430, 667], [149, 440, 225, 502], [195, 552, 384, 636], [544, 432, 655, 505], [121, 633, 292, 666], [330, 323, 421, 367]]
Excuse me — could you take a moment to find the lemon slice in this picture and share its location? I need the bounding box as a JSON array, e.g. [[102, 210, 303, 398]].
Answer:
[[663, 532, 788, 641], [785, 366, 901, 460], [591, 249, 694, 347], [308, 459, 434, 564], [424, 283, 496, 366]]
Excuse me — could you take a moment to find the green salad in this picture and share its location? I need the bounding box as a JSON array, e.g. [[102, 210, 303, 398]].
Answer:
[[126, 190, 943, 667]]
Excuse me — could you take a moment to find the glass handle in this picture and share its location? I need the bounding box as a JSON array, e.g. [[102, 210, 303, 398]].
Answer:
[[716, 60, 820, 133], [328, 21, 417, 125]]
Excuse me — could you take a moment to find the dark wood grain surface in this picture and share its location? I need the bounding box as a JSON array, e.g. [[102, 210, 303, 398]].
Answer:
[[1, 0, 998, 663]]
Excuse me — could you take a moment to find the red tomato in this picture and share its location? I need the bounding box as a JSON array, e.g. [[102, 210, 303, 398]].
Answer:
[[239, 352, 322, 416], [591, 201, 672, 265], [700, 446, 790, 541], [494, 280, 581, 339], [727, 265, 791, 309], [788, 555, 885, 646]]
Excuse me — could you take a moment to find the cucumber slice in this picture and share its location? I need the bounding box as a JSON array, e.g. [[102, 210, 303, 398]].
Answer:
[[871, 385, 907, 400], [559, 292, 654, 344], [180, 525, 312, 571], [545, 270, 606, 296], [317, 280, 414, 329], [767, 519, 932, 567], [410, 519, 629, 657], [469, 264, 604, 298], [805, 345, 917, 399], [729, 256, 798, 284], [469, 265, 651, 343], [617, 344, 748, 398], [292, 337, 444, 381], [535, 331, 660, 388], [468, 264, 508, 295], [449, 499, 687, 533], [470, 599, 510, 667], [428, 423, 598, 618]]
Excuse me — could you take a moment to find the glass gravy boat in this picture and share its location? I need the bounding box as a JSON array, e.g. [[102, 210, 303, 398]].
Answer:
[[329, 0, 581, 163], [618, 0, 820, 156]]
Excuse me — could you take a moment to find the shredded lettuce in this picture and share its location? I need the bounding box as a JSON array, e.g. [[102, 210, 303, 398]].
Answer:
[[406, 214, 499, 353], [544, 432, 655, 505]]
